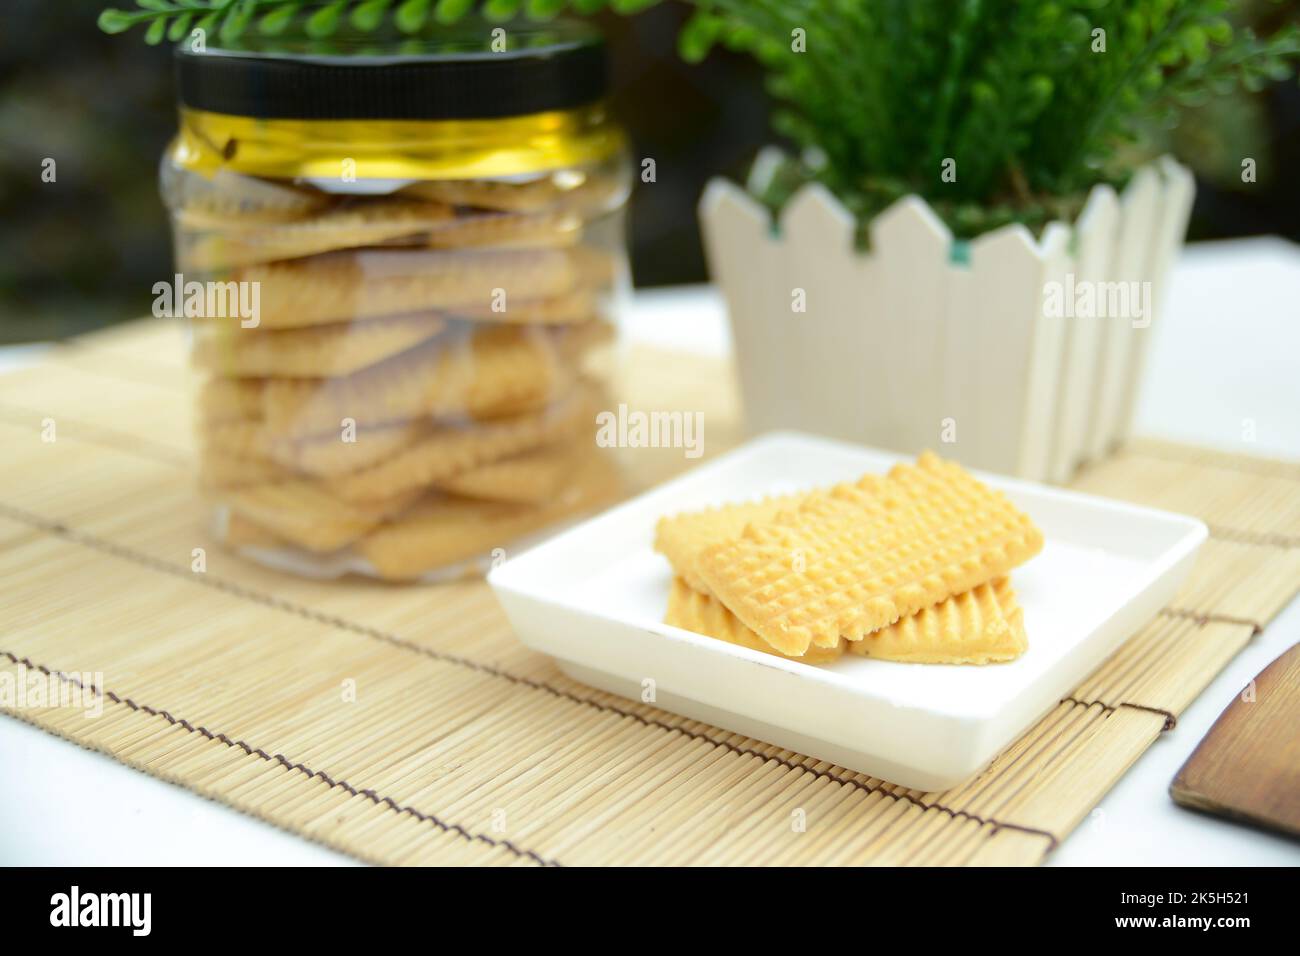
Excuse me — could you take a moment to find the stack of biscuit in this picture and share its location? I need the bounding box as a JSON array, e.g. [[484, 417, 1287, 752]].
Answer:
[[654, 452, 1044, 665], [178, 168, 627, 579]]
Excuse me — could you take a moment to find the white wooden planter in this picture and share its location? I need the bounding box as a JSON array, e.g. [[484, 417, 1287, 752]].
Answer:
[[699, 154, 1195, 481]]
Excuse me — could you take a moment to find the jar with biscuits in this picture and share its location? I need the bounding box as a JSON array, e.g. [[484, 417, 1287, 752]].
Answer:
[[161, 20, 630, 580]]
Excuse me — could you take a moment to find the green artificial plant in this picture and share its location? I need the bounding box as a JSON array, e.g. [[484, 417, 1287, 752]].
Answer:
[[98, 0, 1300, 238]]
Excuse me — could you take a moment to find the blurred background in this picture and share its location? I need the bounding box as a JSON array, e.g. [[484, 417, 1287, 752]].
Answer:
[[1, 0, 1297, 343]]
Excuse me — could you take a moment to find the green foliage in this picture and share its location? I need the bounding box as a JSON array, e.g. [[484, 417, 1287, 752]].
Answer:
[[98, 0, 1300, 237], [687, 0, 1299, 236]]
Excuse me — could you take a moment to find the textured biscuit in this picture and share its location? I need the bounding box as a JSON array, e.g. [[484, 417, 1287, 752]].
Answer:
[[665, 578, 846, 664], [260, 325, 573, 438], [196, 376, 265, 425], [197, 449, 291, 489], [178, 199, 455, 271], [570, 245, 619, 287], [239, 247, 579, 329], [199, 419, 271, 461], [552, 319, 615, 358], [269, 420, 428, 478], [402, 175, 588, 213], [357, 450, 621, 579], [695, 452, 1044, 656], [846, 578, 1027, 664], [655, 491, 808, 593], [192, 313, 445, 378], [169, 169, 329, 228], [431, 439, 594, 504], [426, 209, 583, 250], [358, 498, 546, 578], [199, 416, 428, 478], [666, 577, 1025, 665], [217, 511, 289, 550], [403, 170, 629, 215], [449, 289, 597, 325], [221, 481, 421, 553], [325, 382, 595, 503]]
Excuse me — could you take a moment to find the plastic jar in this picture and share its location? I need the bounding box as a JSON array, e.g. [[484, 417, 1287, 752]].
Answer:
[[159, 20, 630, 580]]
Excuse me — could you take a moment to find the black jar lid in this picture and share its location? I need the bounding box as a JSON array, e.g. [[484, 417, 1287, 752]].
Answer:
[[175, 18, 607, 121]]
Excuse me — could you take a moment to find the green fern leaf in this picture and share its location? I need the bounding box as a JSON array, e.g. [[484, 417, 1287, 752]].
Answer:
[[396, 0, 432, 33], [167, 11, 193, 40], [144, 15, 169, 44], [259, 3, 300, 35], [434, 0, 475, 24], [305, 0, 348, 38], [351, 0, 393, 31]]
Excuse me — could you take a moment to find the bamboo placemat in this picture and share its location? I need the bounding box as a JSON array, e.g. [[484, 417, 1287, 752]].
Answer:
[[2, 318, 1298, 866]]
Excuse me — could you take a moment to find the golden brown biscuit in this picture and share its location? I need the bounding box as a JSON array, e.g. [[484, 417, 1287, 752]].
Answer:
[[401, 176, 579, 213], [324, 381, 595, 503], [667, 577, 1026, 665], [448, 289, 597, 325], [169, 169, 330, 228], [432, 439, 591, 505], [268, 420, 428, 478], [552, 318, 615, 358], [199, 416, 429, 479], [356, 450, 621, 579], [665, 577, 846, 664], [695, 452, 1044, 656], [217, 510, 289, 550], [178, 199, 455, 271], [220, 481, 422, 553], [259, 325, 573, 438], [195, 376, 265, 425], [239, 247, 579, 329], [847, 578, 1027, 664], [570, 245, 619, 287], [402, 169, 629, 215], [655, 491, 809, 593], [198, 419, 270, 461], [192, 313, 445, 378], [425, 209, 583, 250], [197, 449, 292, 490]]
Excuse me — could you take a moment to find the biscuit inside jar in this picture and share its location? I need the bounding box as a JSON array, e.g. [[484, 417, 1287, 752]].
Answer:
[[164, 18, 631, 580]]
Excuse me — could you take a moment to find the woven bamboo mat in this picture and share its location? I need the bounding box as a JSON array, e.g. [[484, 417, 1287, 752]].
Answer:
[[2, 317, 1298, 866]]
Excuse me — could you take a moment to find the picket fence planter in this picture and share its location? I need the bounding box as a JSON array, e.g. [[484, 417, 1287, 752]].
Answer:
[[699, 153, 1195, 481]]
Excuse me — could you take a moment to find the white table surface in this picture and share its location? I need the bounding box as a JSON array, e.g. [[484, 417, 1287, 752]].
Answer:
[[2, 236, 1298, 866]]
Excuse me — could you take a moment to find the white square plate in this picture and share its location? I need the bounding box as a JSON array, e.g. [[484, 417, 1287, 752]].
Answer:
[[488, 432, 1206, 791]]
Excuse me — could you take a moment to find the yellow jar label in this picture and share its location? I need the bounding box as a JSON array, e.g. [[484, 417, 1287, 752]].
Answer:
[[171, 104, 625, 181]]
